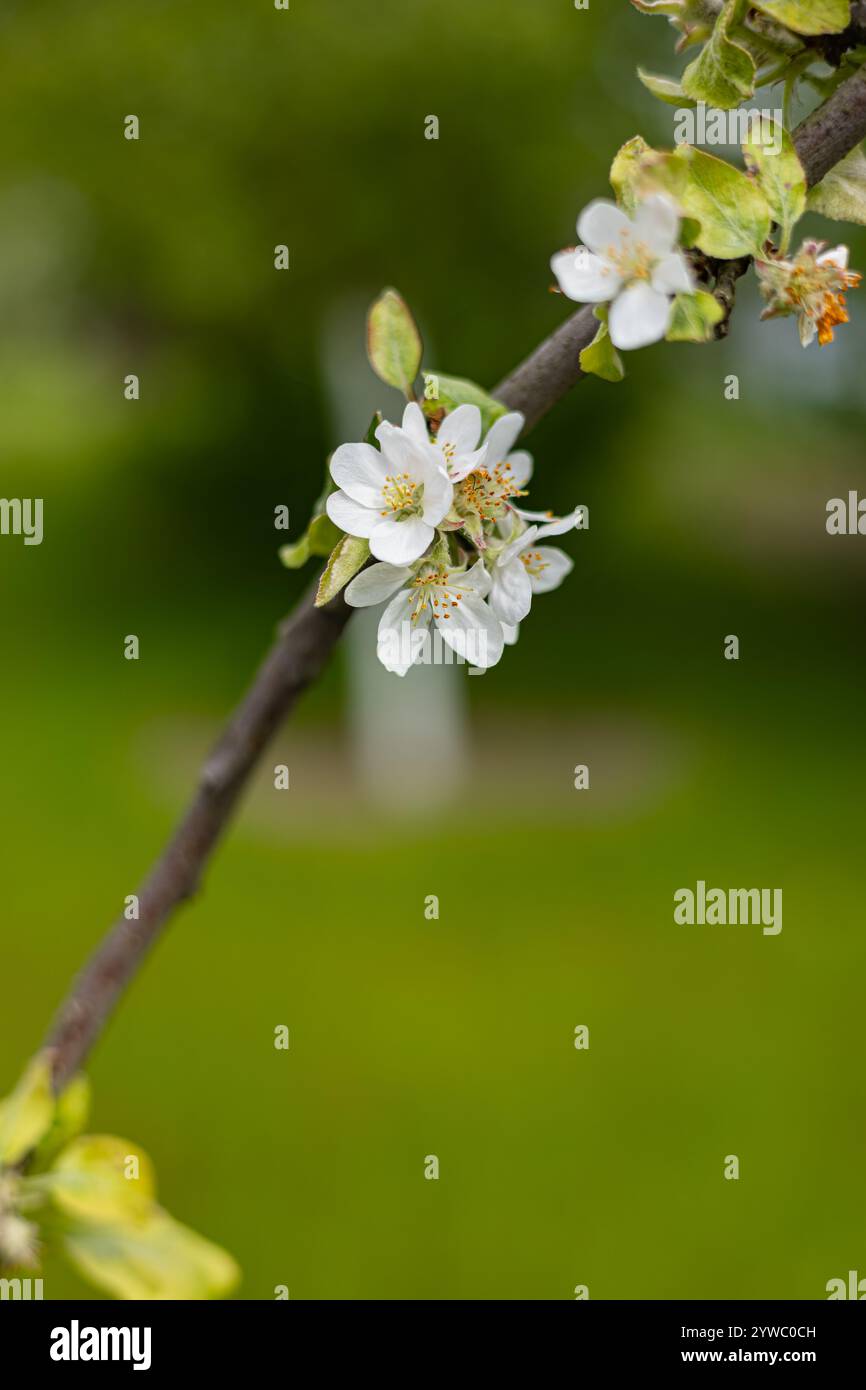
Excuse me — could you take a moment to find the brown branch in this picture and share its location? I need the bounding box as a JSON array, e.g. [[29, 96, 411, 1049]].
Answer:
[[41, 60, 866, 1094]]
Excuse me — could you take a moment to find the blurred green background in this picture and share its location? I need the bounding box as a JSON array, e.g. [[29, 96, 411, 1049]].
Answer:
[[2, 0, 865, 1299]]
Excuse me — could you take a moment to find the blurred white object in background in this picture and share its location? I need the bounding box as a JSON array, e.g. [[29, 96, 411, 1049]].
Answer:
[[320, 295, 468, 809]]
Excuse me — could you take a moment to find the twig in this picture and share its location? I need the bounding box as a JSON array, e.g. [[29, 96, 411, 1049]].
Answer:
[[41, 61, 866, 1093]]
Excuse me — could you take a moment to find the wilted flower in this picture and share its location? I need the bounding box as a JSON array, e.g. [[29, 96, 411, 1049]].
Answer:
[[756, 240, 862, 347], [551, 193, 693, 350]]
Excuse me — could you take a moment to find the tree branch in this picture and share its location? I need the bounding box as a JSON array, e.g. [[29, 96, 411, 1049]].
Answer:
[[40, 60, 866, 1093]]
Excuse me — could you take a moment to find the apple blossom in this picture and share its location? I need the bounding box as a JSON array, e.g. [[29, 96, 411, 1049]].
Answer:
[[326, 414, 453, 565], [345, 558, 504, 676], [551, 193, 693, 350]]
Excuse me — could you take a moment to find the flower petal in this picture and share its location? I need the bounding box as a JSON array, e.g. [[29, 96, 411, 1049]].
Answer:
[[577, 199, 632, 257], [419, 462, 454, 526], [401, 401, 430, 447], [377, 591, 428, 676], [501, 622, 520, 646], [609, 281, 672, 351], [437, 403, 482, 455], [528, 545, 574, 594], [818, 245, 849, 270], [369, 514, 433, 565], [652, 251, 694, 296], [344, 562, 412, 608], [498, 523, 538, 569], [551, 248, 619, 304], [633, 193, 680, 256], [329, 442, 388, 507], [534, 507, 585, 541], [326, 489, 378, 538], [436, 594, 504, 669], [483, 411, 525, 465], [489, 558, 533, 626], [504, 449, 533, 489]]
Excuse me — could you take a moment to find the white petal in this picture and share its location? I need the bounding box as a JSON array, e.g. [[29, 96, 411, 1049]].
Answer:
[[501, 623, 520, 647], [527, 545, 573, 594], [377, 591, 428, 677], [551, 248, 619, 304], [652, 251, 693, 296], [633, 194, 680, 255], [818, 245, 849, 270], [369, 514, 433, 565], [329, 442, 388, 507], [504, 449, 533, 489], [483, 412, 525, 464], [577, 199, 633, 257], [498, 524, 538, 569], [419, 462, 454, 526], [534, 507, 585, 541], [437, 403, 482, 455], [447, 446, 488, 484], [436, 594, 504, 669], [609, 282, 673, 351], [344, 562, 412, 608], [376, 425, 433, 477], [401, 401, 430, 447], [462, 557, 492, 599], [326, 489, 377, 538], [489, 559, 533, 626]]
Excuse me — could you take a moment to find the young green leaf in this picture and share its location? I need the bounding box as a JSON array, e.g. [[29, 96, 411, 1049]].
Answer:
[[751, 0, 849, 36], [32, 1074, 91, 1171], [637, 71, 697, 107], [366, 288, 423, 397], [676, 146, 772, 258], [0, 1054, 55, 1166], [315, 534, 371, 607], [807, 146, 866, 226], [666, 290, 726, 342], [49, 1135, 156, 1224], [743, 119, 806, 253], [610, 136, 652, 215], [62, 1207, 240, 1300], [579, 314, 625, 383], [682, 0, 755, 109], [421, 373, 507, 434]]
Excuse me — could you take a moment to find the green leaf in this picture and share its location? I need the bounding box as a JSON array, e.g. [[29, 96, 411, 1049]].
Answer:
[[675, 146, 772, 257], [743, 118, 806, 253], [579, 311, 625, 383], [610, 137, 654, 215], [366, 288, 423, 397], [421, 373, 507, 434], [315, 534, 371, 607], [807, 145, 866, 226], [682, 0, 755, 109], [49, 1135, 156, 1223], [666, 290, 726, 342], [751, 1, 849, 36], [62, 1208, 240, 1301], [32, 1074, 91, 1171], [637, 70, 697, 107], [0, 1054, 55, 1166]]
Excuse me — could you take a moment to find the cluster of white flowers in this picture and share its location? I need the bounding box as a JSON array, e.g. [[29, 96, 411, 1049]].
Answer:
[[326, 403, 583, 675]]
